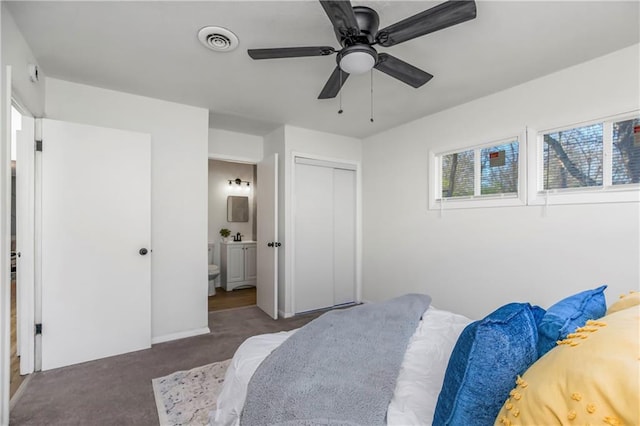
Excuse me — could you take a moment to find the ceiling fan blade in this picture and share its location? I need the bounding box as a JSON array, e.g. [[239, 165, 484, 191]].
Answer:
[[319, 0, 360, 42], [318, 66, 350, 99], [248, 46, 336, 60], [376, 0, 477, 47], [374, 53, 433, 88]]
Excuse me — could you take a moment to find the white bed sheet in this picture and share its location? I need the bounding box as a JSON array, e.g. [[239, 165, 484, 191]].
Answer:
[[211, 306, 471, 426]]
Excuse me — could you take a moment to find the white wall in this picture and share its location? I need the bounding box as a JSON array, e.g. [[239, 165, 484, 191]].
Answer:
[[208, 159, 255, 285], [209, 128, 263, 162], [45, 78, 209, 342], [1, 4, 45, 116], [1, 7, 45, 421], [280, 125, 362, 316], [362, 45, 640, 320]]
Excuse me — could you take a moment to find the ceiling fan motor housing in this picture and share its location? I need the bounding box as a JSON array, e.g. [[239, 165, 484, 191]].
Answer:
[[336, 6, 380, 74], [349, 6, 380, 45]]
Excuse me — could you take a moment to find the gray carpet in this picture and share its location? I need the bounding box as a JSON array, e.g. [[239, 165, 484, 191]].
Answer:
[[9, 306, 323, 426]]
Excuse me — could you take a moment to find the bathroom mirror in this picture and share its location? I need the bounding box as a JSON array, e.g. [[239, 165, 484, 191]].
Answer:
[[227, 196, 249, 222]]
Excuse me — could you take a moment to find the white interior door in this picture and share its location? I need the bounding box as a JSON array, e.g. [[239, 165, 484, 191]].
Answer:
[[256, 153, 278, 319], [16, 114, 35, 374], [40, 119, 151, 371]]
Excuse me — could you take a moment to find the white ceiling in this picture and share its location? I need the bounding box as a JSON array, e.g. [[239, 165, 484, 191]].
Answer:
[[6, 1, 639, 138]]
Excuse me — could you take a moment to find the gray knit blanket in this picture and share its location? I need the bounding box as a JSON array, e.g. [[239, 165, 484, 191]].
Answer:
[[240, 293, 432, 426]]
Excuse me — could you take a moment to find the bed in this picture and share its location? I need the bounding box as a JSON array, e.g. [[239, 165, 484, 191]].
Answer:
[[212, 305, 471, 426], [210, 288, 639, 426]]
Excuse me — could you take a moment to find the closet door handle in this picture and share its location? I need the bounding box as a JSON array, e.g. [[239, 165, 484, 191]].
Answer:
[[267, 242, 274, 247]]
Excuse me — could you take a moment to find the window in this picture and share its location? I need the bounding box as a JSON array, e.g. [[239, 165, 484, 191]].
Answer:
[[530, 113, 640, 204], [441, 149, 474, 198], [430, 135, 525, 209], [543, 123, 603, 190], [612, 117, 640, 186], [481, 142, 519, 195], [429, 112, 639, 210]]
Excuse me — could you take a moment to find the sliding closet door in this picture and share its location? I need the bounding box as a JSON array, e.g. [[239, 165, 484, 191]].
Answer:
[[294, 163, 334, 312], [294, 158, 356, 313], [333, 169, 356, 306]]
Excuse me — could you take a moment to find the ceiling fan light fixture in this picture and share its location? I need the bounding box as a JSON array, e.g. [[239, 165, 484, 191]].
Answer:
[[338, 45, 377, 75]]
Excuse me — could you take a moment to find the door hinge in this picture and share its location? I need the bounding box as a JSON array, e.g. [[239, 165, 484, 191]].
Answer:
[[35, 323, 42, 335], [35, 140, 43, 152]]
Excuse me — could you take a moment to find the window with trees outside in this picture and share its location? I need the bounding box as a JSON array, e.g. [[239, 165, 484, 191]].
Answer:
[[531, 113, 640, 204], [431, 136, 525, 209]]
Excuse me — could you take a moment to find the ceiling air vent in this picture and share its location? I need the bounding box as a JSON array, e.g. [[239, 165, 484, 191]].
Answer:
[[198, 26, 239, 52]]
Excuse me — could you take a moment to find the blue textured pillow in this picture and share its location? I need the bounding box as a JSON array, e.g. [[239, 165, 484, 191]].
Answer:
[[531, 304, 546, 326], [432, 303, 541, 426], [537, 285, 607, 357]]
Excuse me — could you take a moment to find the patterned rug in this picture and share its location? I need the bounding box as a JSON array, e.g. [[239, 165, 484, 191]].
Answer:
[[152, 359, 231, 426]]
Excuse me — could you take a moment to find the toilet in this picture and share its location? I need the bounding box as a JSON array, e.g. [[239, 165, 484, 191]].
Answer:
[[208, 242, 220, 296]]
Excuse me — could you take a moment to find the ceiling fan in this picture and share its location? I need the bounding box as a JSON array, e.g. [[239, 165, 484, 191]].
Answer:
[[248, 0, 477, 100]]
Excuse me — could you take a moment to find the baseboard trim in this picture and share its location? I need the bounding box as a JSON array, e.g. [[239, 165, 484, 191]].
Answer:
[[9, 374, 32, 410], [209, 305, 256, 314], [278, 309, 294, 319], [151, 327, 210, 344]]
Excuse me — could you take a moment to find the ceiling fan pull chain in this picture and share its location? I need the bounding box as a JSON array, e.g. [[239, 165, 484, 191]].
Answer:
[[338, 71, 344, 114], [370, 69, 374, 123]]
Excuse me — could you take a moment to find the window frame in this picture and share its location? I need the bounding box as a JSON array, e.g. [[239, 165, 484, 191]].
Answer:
[[429, 131, 527, 210], [527, 111, 640, 206]]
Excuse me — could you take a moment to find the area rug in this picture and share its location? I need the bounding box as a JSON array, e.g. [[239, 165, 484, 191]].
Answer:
[[152, 358, 231, 426]]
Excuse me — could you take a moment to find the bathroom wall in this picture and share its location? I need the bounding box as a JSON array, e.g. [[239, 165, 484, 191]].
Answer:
[[208, 159, 256, 285]]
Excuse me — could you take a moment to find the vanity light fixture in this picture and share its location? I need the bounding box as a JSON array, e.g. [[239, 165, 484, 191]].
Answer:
[[228, 178, 251, 190]]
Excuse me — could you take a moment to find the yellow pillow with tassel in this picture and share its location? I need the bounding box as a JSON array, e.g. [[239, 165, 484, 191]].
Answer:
[[607, 290, 640, 315], [494, 304, 639, 426]]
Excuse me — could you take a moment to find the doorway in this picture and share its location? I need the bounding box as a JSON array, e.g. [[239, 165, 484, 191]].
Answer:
[[207, 159, 257, 311]]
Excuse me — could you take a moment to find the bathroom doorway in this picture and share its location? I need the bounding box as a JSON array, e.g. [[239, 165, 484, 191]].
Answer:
[[208, 159, 257, 311]]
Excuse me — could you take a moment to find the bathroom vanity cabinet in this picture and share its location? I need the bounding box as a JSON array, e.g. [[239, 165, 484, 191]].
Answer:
[[220, 242, 257, 291]]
